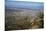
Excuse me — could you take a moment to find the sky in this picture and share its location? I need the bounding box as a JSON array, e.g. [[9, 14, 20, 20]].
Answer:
[[6, 0, 44, 2], [6, 0, 43, 9]]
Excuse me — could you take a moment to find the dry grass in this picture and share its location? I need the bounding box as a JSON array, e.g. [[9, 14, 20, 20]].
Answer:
[[5, 12, 44, 30]]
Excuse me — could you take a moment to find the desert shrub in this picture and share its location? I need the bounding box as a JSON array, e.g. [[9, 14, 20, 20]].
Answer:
[[15, 16, 31, 29], [30, 12, 44, 29], [5, 11, 44, 29], [5, 16, 16, 26], [6, 15, 32, 30], [38, 13, 44, 28], [36, 12, 44, 28]]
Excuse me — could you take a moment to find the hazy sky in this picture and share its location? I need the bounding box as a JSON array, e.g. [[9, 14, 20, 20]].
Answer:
[[6, 1, 43, 10], [6, 0, 43, 2]]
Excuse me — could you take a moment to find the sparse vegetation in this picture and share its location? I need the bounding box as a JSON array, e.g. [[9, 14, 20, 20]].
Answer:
[[5, 11, 44, 30], [36, 12, 44, 28], [6, 15, 32, 30]]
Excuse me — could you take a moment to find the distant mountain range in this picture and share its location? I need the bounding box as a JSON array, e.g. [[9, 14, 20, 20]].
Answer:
[[5, 1, 44, 16]]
